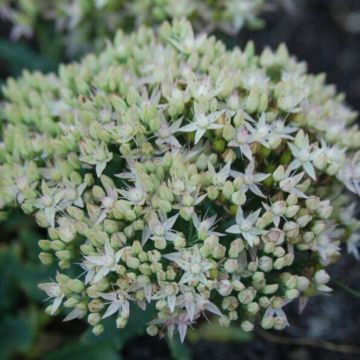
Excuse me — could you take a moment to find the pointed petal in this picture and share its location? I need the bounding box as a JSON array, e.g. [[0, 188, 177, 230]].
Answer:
[[226, 225, 241, 234], [102, 301, 120, 319]]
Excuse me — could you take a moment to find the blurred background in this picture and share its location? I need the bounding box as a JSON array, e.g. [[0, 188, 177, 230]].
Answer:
[[0, 0, 359, 359]]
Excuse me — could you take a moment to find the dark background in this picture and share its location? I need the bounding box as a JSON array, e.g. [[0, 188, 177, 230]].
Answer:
[[0, 0, 359, 359]]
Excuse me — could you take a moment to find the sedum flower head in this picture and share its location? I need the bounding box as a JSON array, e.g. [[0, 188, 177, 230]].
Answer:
[[1, 0, 266, 54], [0, 19, 359, 341]]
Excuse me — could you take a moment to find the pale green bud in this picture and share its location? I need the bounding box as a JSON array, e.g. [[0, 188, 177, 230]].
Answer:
[[297, 214, 312, 228], [224, 259, 238, 273], [273, 165, 285, 181], [148, 250, 161, 263], [146, 325, 159, 337], [179, 206, 193, 221], [283, 221, 299, 238], [38, 240, 51, 251], [111, 232, 127, 248], [314, 270, 330, 285], [67, 206, 84, 221], [238, 288, 256, 304], [274, 257, 287, 270], [88, 299, 104, 313], [64, 297, 79, 308], [247, 302, 260, 315], [39, 252, 53, 265], [286, 289, 300, 300], [272, 201, 286, 216], [207, 185, 219, 200], [258, 256, 273, 272], [55, 250, 72, 261], [284, 275, 297, 289], [154, 237, 166, 249], [312, 221, 326, 235], [262, 284, 279, 295], [259, 296, 270, 308], [264, 242, 275, 254], [261, 317, 274, 329], [305, 196, 320, 211], [139, 264, 152, 275], [67, 279, 84, 293], [285, 205, 300, 218], [229, 238, 244, 258], [296, 276, 310, 291], [92, 324, 104, 336], [222, 124, 235, 141], [212, 244, 226, 259], [241, 320, 254, 332], [246, 87, 259, 113], [303, 231, 315, 243], [92, 185, 105, 200], [232, 279, 245, 292], [222, 181, 234, 199], [126, 256, 140, 269], [273, 317, 288, 330], [229, 311, 238, 321], [88, 313, 101, 326], [231, 190, 246, 206], [286, 193, 298, 206], [222, 296, 239, 311]]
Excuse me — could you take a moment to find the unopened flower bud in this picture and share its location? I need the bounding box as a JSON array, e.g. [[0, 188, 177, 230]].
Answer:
[[314, 270, 330, 285]]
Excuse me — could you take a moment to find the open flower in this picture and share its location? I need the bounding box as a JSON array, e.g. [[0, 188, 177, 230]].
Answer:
[[38, 280, 64, 315], [82, 240, 122, 283], [179, 108, 224, 144], [226, 206, 265, 246], [100, 290, 131, 319], [164, 246, 214, 285], [231, 160, 269, 198]]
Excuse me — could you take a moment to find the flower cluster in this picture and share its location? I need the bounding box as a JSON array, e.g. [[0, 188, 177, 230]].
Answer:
[[0, 0, 265, 54], [0, 19, 359, 341]]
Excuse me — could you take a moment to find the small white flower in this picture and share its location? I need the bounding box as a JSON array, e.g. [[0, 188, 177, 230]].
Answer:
[[164, 246, 214, 285], [34, 181, 65, 228], [176, 286, 222, 321], [192, 212, 224, 239], [155, 117, 182, 149], [142, 213, 179, 246], [83, 240, 122, 283], [263, 299, 290, 328], [231, 160, 269, 198], [288, 130, 317, 180], [316, 227, 341, 266], [38, 280, 64, 315], [96, 175, 118, 224], [100, 290, 130, 319], [228, 126, 253, 160], [152, 282, 179, 312], [338, 151, 360, 195], [179, 109, 224, 145], [226, 206, 265, 246], [347, 233, 360, 260], [207, 161, 231, 188], [279, 170, 307, 198], [118, 180, 146, 205]]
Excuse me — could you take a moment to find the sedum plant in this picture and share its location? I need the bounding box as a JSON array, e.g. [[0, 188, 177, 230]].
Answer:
[[0, 0, 265, 54], [0, 19, 360, 342]]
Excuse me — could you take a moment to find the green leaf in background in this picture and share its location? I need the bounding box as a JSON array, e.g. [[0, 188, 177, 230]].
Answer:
[[187, 323, 254, 344], [0, 39, 57, 77], [167, 336, 192, 360], [44, 341, 121, 360], [0, 313, 34, 359], [0, 244, 21, 311]]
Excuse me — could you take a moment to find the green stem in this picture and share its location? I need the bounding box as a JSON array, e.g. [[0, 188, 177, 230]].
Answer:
[[331, 279, 360, 299]]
